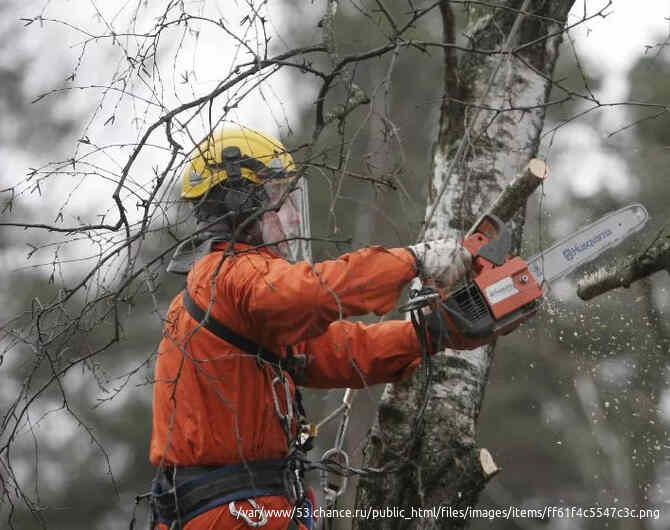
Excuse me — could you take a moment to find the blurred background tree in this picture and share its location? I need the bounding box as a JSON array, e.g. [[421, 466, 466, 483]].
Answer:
[[0, 1, 669, 529]]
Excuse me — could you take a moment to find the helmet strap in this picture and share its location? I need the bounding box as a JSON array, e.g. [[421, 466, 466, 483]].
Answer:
[[221, 146, 243, 180]]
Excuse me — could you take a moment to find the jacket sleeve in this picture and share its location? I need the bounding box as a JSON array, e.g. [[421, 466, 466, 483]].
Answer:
[[227, 246, 417, 346], [298, 319, 424, 389]]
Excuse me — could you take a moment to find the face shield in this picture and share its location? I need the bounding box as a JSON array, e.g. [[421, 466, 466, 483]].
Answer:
[[259, 159, 312, 263]]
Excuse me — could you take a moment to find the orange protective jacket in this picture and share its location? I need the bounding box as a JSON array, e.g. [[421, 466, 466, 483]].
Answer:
[[150, 243, 424, 529]]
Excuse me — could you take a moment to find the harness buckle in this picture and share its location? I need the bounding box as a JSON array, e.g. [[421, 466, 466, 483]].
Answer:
[[229, 498, 268, 527]]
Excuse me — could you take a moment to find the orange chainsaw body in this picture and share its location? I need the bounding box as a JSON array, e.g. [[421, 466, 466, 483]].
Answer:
[[439, 215, 542, 348]]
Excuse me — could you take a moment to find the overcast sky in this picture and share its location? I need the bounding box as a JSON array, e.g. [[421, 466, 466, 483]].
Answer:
[[537, 1, 670, 212]]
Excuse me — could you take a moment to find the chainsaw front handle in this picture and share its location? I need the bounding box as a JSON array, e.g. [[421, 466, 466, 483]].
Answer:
[[463, 214, 512, 268]]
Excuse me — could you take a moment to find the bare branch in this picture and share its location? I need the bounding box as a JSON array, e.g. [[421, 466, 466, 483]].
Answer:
[[577, 236, 670, 300]]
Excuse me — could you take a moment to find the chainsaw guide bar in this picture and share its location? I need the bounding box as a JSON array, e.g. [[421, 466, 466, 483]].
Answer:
[[527, 203, 649, 287]]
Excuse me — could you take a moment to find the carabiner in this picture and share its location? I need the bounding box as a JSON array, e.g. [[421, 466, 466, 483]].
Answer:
[[333, 390, 353, 451], [270, 375, 294, 428], [229, 498, 268, 527], [320, 447, 349, 505]]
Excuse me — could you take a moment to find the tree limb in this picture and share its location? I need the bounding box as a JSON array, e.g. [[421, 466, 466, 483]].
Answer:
[[577, 236, 670, 300], [472, 158, 549, 231]]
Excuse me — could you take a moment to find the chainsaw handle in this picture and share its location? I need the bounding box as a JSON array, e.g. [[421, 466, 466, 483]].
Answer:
[[401, 216, 511, 313], [463, 214, 511, 267]]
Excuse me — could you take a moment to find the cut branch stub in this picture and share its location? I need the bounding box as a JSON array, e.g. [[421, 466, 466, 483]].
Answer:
[[466, 158, 548, 237], [479, 448, 500, 479], [485, 158, 548, 225]]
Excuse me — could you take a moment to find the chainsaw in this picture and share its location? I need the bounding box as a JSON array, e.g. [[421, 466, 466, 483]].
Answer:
[[402, 203, 649, 348]]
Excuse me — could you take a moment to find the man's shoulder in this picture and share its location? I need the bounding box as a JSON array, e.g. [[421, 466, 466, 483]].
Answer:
[[211, 242, 279, 260], [189, 244, 278, 284]]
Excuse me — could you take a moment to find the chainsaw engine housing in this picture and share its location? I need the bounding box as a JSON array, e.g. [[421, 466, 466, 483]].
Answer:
[[440, 215, 542, 347]]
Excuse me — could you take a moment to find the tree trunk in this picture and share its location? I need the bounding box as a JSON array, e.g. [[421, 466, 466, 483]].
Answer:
[[353, 2, 576, 529]]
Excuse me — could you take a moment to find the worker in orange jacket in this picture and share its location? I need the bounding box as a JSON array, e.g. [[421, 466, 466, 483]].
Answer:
[[149, 127, 472, 529]]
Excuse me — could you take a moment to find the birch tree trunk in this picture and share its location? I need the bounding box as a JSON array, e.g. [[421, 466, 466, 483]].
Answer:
[[353, 2, 576, 529]]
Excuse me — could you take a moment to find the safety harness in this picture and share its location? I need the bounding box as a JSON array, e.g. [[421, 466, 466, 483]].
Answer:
[[151, 460, 301, 528], [146, 289, 312, 529]]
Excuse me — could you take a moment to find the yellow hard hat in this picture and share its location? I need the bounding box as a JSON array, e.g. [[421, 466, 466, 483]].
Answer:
[[181, 126, 296, 199]]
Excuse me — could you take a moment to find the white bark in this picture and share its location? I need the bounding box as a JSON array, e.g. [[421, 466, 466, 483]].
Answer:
[[354, 3, 576, 529]]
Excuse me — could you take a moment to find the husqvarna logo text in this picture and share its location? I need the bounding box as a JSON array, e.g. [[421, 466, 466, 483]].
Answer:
[[485, 277, 518, 305], [562, 228, 613, 262]]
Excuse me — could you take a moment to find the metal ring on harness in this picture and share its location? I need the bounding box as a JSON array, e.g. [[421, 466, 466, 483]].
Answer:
[[320, 447, 349, 504], [229, 498, 268, 527]]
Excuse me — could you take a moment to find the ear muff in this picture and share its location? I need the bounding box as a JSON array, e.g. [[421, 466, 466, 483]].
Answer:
[[193, 177, 268, 225]]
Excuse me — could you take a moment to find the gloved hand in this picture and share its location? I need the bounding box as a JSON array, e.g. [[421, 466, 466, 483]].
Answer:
[[408, 239, 472, 289]]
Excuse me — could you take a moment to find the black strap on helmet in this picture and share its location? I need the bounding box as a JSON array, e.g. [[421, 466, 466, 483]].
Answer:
[[215, 145, 271, 180], [197, 147, 267, 223], [196, 145, 291, 233], [221, 146, 243, 180]]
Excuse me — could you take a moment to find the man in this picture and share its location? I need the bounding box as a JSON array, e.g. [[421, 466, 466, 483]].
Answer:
[[149, 126, 472, 529]]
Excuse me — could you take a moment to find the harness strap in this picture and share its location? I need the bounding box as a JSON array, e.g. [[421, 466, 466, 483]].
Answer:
[[152, 460, 297, 527], [181, 289, 282, 365], [181, 288, 307, 385]]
